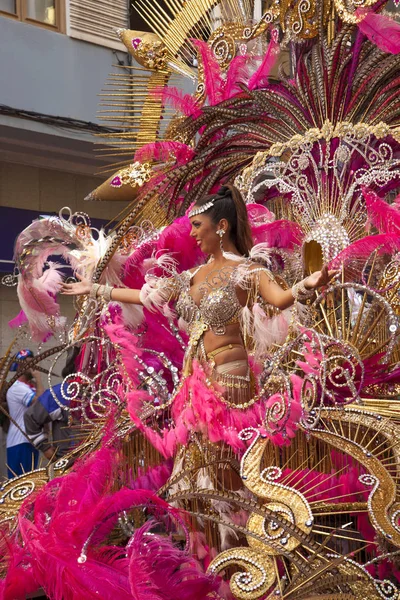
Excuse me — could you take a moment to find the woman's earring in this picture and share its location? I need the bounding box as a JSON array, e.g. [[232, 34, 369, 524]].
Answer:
[[216, 229, 225, 252]]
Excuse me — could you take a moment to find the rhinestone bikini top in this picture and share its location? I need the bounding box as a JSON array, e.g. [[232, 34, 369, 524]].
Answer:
[[175, 266, 242, 336]]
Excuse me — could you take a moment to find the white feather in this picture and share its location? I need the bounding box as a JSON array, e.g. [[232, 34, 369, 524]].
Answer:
[[222, 250, 244, 262], [249, 243, 273, 265], [154, 252, 178, 275], [139, 282, 165, 313], [252, 303, 290, 356], [196, 468, 213, 491], [239, 305, 253, 341], [218, 523, 239, 550]]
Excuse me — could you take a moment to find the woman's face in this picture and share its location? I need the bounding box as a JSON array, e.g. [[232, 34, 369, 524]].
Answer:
[[189, 213, 219, 255]]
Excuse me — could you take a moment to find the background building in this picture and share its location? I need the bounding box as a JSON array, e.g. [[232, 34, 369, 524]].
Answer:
[[0, 0, 134, 480], [0, 0, 137, 350]]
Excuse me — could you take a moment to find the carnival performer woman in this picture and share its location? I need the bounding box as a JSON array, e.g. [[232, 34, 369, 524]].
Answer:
[[61, 185, 336, 456]]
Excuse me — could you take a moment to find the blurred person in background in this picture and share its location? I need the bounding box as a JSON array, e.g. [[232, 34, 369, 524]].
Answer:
[[24, 347, 79, 462], [6, 349, 44, 478]]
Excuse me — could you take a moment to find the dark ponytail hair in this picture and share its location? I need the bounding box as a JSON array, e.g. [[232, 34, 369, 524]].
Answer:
[[193, 184, 253, 256]]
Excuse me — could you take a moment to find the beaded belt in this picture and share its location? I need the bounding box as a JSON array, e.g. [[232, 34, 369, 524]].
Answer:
[[207, 343, 243, 360]]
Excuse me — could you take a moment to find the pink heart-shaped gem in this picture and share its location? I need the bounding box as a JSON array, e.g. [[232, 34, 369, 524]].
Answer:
[[111, 176, 122, 188], [132, 38, 142, 49]]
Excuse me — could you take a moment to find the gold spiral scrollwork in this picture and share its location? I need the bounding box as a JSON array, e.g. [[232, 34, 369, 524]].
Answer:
[[300, 374, 318, 415], [247, 502, 300, 554], [381, 258, 400, 317], [310, 408, 400, 546], [289, 0, 318, 38], [208, 547, 276, 600], [206, 430, 315, 598], [208, 23, 241, 70], [240, 431, 314, 552], [0, 469, 49, 523], [382, 257, 400, 287]]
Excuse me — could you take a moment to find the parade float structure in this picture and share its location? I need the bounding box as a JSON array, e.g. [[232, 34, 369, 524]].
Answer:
[[1, 1, 400, 599]]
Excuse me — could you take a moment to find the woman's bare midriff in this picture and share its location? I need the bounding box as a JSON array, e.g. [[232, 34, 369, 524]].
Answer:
[[203, 323, 247, 367]]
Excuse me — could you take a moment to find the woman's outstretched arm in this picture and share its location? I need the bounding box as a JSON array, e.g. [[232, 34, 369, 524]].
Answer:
[[60, 276, 142, 305], [257, 265, 339, 310]]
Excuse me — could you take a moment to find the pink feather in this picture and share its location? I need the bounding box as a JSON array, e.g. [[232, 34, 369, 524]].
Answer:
[[393, 190, 400, 209], [131, 359, 301, 458], [12, 216, 87, 340], [134, 141, 195, 165], [155, 216, 203, 271], [295, 334, 400, 404], [190, 39, 224, 105], [128, 522, 219, 600], [130, 461, 173, 491], [122, 240, 157, 290], [0, 531, 37, 600], [356, 9, 400, 54], [189, 532, 210, 561], [251, 219, 304, 249], [362, 186, 400, 234], [14, 218, 81, 279], [107, 307, 185, 389], [248, 30, 279, 90], [264, 388, 302, 443], [15, 441, 186, 600], [37, 262, 65, 293], [277, 466, 368, 505], [14, 264, 66, 341], [253, 303, 290, 354], [223, 55, 251, 98], [329, 233, 400, 276], [8, 310, 28, 329], [105, 319, 150, 386], [158, 85, 201, 117], [246, 203, 275, 225]]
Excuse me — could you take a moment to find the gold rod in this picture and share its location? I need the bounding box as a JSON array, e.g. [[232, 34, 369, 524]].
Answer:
[[138, 0, 172, 33], [281, 455, 319, 489], [273, 559, 283, 596], [312, 303, 344, 331], [312, 529, 379, 544], [164, 0, 195, 38], [352, 249, 379, 343], [298, 465, 348, 496], [363, 337, 393, 360], [171, 0, 208, 39], [311, 490, 372, 503], [113, 65, 169, 72], [294, 458, 336, 493], [341, 268, 346, 341], [306, 483, 342, 501], [134, 2, 166, 38], [357, 422, 375, 449], [312, 510, 368, 516]]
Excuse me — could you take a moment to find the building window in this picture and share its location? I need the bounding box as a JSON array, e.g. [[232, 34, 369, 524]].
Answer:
[[69, 0, 128, 51], [0, 0, 64, 32]]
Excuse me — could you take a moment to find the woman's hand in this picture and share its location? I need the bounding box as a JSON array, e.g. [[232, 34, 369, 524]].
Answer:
[[60, 274, 92, 296], [304, 265, 340, 290]]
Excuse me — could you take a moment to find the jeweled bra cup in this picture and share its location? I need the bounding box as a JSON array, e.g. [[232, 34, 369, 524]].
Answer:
[[176, 266, 242, 335]]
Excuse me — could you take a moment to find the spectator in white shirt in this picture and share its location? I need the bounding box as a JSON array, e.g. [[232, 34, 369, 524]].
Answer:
[[6, 349, 44, 478]]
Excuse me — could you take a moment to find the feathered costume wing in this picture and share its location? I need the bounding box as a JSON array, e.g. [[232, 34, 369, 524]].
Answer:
[[4, 3, 400, 599]]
